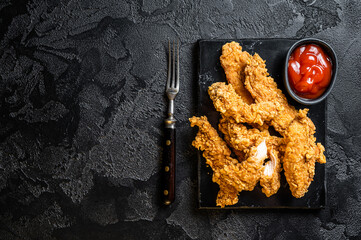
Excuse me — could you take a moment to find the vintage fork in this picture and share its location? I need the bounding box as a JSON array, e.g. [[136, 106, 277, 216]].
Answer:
[[163, 40, 179, 205]]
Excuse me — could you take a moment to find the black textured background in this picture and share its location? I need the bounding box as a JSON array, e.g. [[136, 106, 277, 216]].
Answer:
[[0, 0, 360, 239]]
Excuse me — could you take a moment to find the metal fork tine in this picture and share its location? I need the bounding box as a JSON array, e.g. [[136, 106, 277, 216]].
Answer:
[[172, 41, 176, 88], [167, 40, 171, 89], [176, 40, 179, 90]]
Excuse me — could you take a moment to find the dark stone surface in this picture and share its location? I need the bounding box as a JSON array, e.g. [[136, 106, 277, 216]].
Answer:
[[0, 0, 360, 239]]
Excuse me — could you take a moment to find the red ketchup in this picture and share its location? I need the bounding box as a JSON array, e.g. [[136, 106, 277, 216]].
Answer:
[[288, 44, 332, 99]]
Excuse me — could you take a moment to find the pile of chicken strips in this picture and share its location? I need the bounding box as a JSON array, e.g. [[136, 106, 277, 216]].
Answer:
[[190, 42, 326, 208]]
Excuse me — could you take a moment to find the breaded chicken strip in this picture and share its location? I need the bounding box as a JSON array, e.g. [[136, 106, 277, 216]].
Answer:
[[218, 116, 281, 155], [218, 139, 267, 192], [208, 82, 280, 126], [283, 110, 326, 198], [244, 54, 326, 198], [219, 116, 283, 197], [217, 183, 239, 208], [190, 116, 268, 207], [220, 41, 254, 104], [244, 54, 297, 134], [189, 116, 237, 207]]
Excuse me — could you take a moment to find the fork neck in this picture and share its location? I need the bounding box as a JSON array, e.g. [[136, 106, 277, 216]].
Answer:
[[165, 100, 176, 128]]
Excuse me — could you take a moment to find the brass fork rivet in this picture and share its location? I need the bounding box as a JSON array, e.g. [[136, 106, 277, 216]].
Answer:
[[164, 190, 169, 195], [166, 140, 171, 146], [165, 166, 170, 172]]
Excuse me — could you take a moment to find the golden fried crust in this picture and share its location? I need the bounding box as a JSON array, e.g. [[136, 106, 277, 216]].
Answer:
[[190, 116, 238, 207], [244, 53, 326, 198], [208, 82, 280, 126], [190, 116, 268, 207], [216, 141, 267, 193], [190, 116, 231, 161], [282, 110, 325, 198], [217, 183, 239, 208], [245, 57, 297, 134], [220, 41, 254, 104], [219, 117, 283, 197], [219, 116, 271, 154]]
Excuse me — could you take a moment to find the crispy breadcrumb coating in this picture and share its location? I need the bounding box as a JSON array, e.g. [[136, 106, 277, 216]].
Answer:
[[218, 116, 281, 155], [220, 41, 254, 104], [244, 51, 326, 198], [244, 54, 297, 134], [282, 110, 326, 197], [190, 116, 268, 207], [208, 82, 280, 126]]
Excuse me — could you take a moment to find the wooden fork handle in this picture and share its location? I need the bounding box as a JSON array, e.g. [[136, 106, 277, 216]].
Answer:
[[162, 127, 175, 205]]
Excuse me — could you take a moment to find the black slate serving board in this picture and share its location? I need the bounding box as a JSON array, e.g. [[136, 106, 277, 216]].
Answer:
[[197, 39, 326, 209]]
